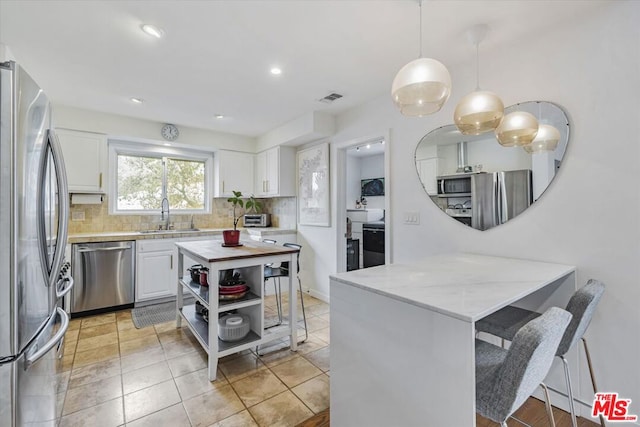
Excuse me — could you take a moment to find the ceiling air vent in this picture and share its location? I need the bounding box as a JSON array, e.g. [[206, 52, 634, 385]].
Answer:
[[318, 92, 343, 104]]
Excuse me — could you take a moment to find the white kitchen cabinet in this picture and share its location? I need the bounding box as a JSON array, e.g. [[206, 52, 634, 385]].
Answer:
[[56, 129, 106, 193], [136, 239, 178, 302], [254, 146, 295, 197], [417, 157, 439, 196], [214, 150, 254, 197]]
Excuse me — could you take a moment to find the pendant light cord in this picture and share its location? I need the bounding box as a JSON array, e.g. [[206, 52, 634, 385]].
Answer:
[[475, 42, 480, 91], [419, 0, 423, 58]]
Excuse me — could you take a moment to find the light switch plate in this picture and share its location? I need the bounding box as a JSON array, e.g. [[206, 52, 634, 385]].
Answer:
[[403, 211, 420, 225]]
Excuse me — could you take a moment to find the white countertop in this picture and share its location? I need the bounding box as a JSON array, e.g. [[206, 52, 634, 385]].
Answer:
[[330, 253, 575, 322], [68, 227, 296, 243]]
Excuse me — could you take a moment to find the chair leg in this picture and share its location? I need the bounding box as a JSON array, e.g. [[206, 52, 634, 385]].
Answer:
[[583, 338, 606, 427], [297, 274, 308, 343], [560, 356, 578, 427], [540, 382, 557, 427]]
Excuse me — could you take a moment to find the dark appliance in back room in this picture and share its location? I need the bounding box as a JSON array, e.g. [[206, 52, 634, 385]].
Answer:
[[363, 221, 385, 268]]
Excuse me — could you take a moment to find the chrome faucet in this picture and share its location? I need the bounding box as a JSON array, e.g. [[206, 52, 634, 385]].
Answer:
[[160, 197, 170, 230]]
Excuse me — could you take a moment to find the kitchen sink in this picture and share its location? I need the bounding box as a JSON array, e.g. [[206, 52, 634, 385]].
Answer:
[[138, 228, 200, 234]]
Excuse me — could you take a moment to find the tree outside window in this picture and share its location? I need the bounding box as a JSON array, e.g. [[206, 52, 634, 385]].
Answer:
[[116, 153, 207, 212]]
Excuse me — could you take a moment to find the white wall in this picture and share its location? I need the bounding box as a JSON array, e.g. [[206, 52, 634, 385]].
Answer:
[[54, 105, 256, 152], [346, 154, 361, 208], [301, 1, 640, 413]]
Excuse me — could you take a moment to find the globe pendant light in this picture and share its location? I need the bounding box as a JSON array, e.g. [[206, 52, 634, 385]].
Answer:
[[522, 124, 561, 153], [391, 0, 451, 116], [454, 24, 504, 135], [495, 111, 539, 147]]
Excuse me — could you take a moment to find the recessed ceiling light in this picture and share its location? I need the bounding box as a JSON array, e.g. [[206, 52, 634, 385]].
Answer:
[[130, 97, 144, 104], [163, 143, 171, 147], [214, 114, 224, 119], [366, 144, 371, 149], [270, 67, 282, 75], [141, 24, 164, 39]]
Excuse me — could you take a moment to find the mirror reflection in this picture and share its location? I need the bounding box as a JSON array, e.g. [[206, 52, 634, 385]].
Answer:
[[415, 101, 570, 230]]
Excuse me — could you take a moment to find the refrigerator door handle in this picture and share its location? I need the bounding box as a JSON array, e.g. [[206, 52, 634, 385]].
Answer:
[[47, 129, 70, 287], [493, 175, 501, 226], [24, 307, 69, 370], [498, 173, 508, 224], [56, 275, 74, 299]]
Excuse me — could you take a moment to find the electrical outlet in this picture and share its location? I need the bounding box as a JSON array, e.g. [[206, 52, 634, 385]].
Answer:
[[403, 211, 420, 225], [71, 211, 85, 221]]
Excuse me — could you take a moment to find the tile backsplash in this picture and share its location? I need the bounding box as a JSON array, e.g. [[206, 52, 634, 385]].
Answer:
[[68, 195, 297, 234]]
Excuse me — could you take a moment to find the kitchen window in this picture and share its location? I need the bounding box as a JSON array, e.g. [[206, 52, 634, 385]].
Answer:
[[109, 142, 212, 214]]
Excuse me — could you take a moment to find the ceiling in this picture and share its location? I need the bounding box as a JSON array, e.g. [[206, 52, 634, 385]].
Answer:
[[0, 1, 608, 139]]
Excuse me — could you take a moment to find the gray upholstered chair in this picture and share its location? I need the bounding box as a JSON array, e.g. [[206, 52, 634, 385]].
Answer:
[[475, 279, 605, 427], [476, 306, 573, 427]]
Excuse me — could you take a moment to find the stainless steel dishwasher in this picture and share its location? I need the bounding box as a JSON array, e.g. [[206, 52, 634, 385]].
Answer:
[[71, 241, 135, 315]]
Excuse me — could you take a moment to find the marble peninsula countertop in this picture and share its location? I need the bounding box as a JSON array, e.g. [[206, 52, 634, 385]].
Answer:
[[330, 253, 576, 322], [68, 227, 297, 244]]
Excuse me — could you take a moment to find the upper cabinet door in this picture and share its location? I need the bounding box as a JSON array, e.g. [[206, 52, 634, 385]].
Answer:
[[56, 129, 106, 193], [254, 150, 268, 196], [214, 150, 254, 197], [254, 146, 295, 197]]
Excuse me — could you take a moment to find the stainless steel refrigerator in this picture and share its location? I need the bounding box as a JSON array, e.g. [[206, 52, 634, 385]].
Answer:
[[471, 170, 532, 231], [1, 61, 74, 426]]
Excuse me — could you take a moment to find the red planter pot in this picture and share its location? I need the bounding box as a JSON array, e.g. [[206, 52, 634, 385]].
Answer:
[[222, 230, 240, 246]]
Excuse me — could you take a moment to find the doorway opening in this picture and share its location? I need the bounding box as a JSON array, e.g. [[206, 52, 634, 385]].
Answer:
[[336, 135, 390, 273]]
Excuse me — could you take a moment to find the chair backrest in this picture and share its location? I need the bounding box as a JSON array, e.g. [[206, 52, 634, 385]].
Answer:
[[283, 243, 301, 273], [485, 307, 572, 422], [557, 279, 605, 356]]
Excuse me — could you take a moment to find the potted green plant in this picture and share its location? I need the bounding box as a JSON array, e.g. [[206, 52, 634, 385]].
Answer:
[[224, 191, 244, 246], [223, 191, 263, 246]]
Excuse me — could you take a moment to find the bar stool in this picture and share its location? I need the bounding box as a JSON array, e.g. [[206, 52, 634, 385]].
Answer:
[[476, 307, 572, 427], [262, 240, 308, 343], [261, 239, 283, 326], [476, 279, 606, 427]]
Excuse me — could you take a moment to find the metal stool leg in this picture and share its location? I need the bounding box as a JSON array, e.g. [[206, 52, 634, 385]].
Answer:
[[297, 274, 308, 343], [541, 382, 557, 427], [560, 355, 578, 427], [265, 277, 283, 328], [276, 277, 283, 324], [583, 338, 606, 427]]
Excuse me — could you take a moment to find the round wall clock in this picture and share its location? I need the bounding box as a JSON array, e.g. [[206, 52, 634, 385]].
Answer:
[[161, 123, 179, 141]]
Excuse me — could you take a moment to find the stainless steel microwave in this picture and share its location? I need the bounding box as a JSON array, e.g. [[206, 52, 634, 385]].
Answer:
[[436, 174, 472, 197], [243, 213, 271, 227]]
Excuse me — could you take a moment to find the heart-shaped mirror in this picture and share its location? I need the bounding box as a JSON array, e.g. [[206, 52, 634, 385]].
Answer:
[[415, 101, 569, 230]]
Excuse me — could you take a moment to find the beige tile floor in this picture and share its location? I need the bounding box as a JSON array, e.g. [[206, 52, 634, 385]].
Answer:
[[56, 293, 330, 427]]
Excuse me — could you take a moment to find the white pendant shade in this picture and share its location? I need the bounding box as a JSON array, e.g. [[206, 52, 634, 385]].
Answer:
[[495, 111, 539, 147], [391, 58, 452, 116], [454, 90, 504, 135], [522, 124, 560, 153]]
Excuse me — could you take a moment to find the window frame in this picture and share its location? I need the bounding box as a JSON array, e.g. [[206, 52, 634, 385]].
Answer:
[[108, 141, 213, 215]]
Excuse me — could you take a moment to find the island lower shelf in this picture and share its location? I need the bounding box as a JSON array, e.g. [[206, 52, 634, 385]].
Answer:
[[178, 303, 263, 356], [179, 276, 262, 313]]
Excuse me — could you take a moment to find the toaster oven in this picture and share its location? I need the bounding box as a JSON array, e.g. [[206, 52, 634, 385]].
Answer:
[[243, 213, 271, 227]]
